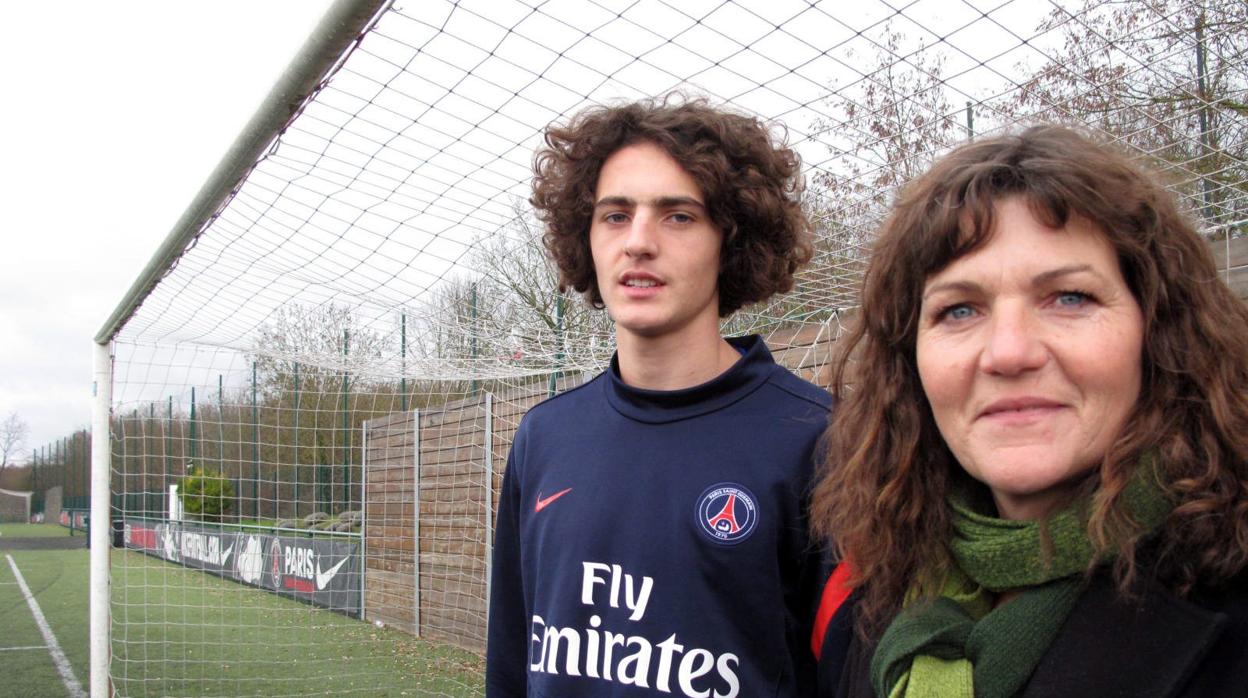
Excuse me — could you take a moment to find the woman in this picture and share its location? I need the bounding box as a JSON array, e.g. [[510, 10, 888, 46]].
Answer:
[[810, 125, 1248, 697]]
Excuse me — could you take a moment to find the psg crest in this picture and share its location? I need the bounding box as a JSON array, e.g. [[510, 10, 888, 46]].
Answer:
[[269, 537, 284, 589], [695, 483, 758, 545]]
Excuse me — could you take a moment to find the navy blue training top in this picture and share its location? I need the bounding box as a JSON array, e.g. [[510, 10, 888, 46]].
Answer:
[[486, 335, 832, 697]]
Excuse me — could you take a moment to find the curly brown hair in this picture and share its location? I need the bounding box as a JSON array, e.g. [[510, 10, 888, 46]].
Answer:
[[810, 125, 1248, 631], [530, 94, 813, 316]]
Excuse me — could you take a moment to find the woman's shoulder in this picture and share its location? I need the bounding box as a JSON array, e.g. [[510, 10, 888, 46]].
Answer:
[[1173, 572, 1248, 696], [1191, 567, 1248, 603], [1021, 566, 1248, 697]]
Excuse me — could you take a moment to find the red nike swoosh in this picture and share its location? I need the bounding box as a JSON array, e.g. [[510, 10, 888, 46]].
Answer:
[[535, 488, 573, 513]]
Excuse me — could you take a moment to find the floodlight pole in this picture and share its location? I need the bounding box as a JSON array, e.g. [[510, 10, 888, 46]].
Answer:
[[90, 341, 112, 698]]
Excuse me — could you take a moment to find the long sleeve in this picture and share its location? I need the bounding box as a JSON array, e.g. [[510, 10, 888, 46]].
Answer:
[[486, 445, 527, 697]]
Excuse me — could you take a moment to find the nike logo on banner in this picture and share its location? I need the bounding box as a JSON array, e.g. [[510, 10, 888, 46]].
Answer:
[[315, 556, 350, 590], [219, 544, 234, 567], [535, 488, 573, 513]]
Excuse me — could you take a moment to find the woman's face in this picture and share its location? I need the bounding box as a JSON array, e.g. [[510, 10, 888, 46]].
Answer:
[[915, 197, 1145, 520]]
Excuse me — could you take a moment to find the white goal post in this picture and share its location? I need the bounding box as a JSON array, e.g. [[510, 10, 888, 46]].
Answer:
[[90, 2, 389, 696]]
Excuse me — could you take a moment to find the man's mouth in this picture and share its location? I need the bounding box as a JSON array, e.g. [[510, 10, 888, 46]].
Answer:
[[620, 271, 663, 289]]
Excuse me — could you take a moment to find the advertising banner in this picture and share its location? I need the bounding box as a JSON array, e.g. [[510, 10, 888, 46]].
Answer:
[[122, 518, 362, 617], [59, 510, 87, 530]]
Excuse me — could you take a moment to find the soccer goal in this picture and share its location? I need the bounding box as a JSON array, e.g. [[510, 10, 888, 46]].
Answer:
[[90, 0, 1248, 695], [0, 487, 33, 523]]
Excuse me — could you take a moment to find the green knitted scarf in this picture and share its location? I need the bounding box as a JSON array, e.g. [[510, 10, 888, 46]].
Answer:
[[871, 464, 1171, 698]]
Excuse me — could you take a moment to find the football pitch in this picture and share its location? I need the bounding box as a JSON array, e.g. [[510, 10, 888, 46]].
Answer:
[[0, 524, 484, 697], [0, 534, 90, 698]]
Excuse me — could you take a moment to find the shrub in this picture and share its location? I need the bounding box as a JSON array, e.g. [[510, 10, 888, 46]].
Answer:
[[179, 465, 235, 522], [338, 509, 362, 523]]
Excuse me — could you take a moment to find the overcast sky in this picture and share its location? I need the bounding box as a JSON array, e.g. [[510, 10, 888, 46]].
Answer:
[[0, 1, 335, 458]]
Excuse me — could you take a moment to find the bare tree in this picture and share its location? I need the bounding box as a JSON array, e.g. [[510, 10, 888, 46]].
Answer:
[[414, 205, 614, 374], [1017, 0, 1248, 235], [792, 24, 962, 319], [251, 303, 389, 399], [1, 412, 29, 468], [248, 304, 393, 514]]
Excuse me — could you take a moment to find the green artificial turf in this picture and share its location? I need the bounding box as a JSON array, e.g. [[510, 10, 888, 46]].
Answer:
[[0, 548, 91, 698], [2, 548, 485, 697], [0, 522, 76, 538], [110, 549, 483, 696]]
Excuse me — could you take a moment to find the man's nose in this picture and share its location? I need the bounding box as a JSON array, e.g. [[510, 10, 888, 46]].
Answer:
[[622, 213, 658, 258]]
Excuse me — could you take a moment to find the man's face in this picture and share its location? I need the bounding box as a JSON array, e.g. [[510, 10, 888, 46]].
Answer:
[[589, 141, 723, 343]]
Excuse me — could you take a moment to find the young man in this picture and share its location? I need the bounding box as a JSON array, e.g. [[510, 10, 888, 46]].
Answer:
[[486, 96, 831, 697]]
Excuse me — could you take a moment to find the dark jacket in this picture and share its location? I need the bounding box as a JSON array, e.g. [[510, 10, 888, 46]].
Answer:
[[820, 569, 1248, 697]]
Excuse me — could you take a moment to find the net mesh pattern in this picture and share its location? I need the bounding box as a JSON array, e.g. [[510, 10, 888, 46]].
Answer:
[[100, 0, 1246, 694]]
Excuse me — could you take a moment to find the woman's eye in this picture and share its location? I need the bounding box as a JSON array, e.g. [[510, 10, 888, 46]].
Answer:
[[939, 304, 974, 322], [1055, 291, 1090, 307], [948, 305, 973, 320]]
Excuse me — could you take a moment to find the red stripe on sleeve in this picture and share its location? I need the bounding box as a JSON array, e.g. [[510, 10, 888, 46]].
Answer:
[[811, 561, 854, 659]]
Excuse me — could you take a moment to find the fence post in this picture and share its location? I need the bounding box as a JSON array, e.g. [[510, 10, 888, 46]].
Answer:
[[549, 294, 564, 397], [190, 387, 198, 466], [470, 284, 479, 395], [483, 392, 494, 627], [342, 329, 350, 512], [1194, 7, 1214, 224], [294, 362, 301, 519], [412, 408, 421, 637], [400, 313, 407, 413], [148, 404, 155, 515], [165, 396, 172, 497], [116, 423, 124, 516], [218, 375, 225, 475], [360, 421, 368, 619], [30, 445, 37, 514], [252, 361, 259, 521]]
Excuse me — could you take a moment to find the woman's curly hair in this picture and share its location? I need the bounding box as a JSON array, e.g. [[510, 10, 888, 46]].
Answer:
[[531, 94, 813, 316], [809, 125, 1248, 632]]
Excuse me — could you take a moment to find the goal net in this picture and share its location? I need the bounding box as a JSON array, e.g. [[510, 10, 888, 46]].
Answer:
[[97, 0, 1247, 695], [0, 488, 32, 524]]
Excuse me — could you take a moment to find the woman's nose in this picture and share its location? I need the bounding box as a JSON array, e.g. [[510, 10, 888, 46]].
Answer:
[[978, 307, 1047, 376]]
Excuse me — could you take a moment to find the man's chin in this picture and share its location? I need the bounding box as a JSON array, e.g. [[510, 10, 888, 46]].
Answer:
[[611, 315, 674, 340]]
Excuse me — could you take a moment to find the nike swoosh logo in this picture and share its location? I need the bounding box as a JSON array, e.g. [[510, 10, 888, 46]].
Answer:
[[219, 543, 234, 567], [535, 488, 573, 513], [315, 556, 350, 590]]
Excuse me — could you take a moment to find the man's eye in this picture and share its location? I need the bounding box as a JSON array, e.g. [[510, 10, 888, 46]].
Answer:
[[669, 212, 693, 224], [604, 212, 629, 224]]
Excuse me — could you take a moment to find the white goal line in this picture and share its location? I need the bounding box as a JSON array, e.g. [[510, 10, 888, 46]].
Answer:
[[5, 554, 85, 698]]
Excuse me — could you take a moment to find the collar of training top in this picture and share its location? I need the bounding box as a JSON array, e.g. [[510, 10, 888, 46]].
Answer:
[[604, 334, 774, 424]]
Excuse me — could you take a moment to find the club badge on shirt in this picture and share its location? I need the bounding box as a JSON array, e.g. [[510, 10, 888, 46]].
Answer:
[[695, 483, 758, 545]]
